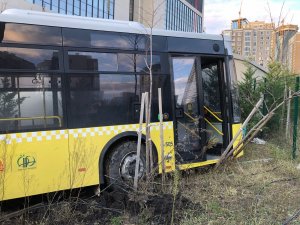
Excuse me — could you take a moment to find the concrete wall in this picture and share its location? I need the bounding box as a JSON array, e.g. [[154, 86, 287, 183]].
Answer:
[[234, 54, 268, 82], [114, 0, 130, 21]]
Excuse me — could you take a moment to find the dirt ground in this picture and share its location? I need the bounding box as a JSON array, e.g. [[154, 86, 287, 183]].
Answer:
[[1, 139, 300, 225]]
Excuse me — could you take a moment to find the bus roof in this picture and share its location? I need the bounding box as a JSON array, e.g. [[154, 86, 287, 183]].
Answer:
[[0, 9, 223, 41]]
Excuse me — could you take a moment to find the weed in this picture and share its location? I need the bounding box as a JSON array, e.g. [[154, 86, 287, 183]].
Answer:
[[110, 216, 123, 225]]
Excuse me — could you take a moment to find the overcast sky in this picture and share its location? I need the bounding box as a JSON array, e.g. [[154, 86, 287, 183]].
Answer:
[[204, 0, 300, 34]]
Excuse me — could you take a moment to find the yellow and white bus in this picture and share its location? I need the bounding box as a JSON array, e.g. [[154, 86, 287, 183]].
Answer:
[[0, 9, 242, 201]]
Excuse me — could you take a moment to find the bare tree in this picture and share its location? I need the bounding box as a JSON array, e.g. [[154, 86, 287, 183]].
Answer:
[[0, 0, 8, 12], [133, 0, 166, 177]]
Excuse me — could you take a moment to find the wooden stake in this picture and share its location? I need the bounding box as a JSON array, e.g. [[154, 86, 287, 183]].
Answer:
[[228, 113, 271, 159], [158, 88, 165, 185], [234, 112, 274, 157], [228, 90, 300, 162], [134, 93, 146, 190], [145, 92, 150, 177], [215, 95, 264, 168]]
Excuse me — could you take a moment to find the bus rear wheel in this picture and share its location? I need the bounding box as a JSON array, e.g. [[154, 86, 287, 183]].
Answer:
[[105, 141, 146, 190]]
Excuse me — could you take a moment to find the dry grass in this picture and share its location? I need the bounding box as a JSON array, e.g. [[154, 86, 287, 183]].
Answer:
[[1, 137, 300, 225], [180, 140, 300, 225]]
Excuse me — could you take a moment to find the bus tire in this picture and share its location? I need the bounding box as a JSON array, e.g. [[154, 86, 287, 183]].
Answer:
[[105, 141, 146, 191]]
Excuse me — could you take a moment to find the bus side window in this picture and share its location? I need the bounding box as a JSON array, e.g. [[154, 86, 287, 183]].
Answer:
[[68, 74, 142, 128], [0, 74, 63, 133], [0, 47, 60, 70], [68, 73, 172, 128], [63, 28, 146, 50], [1, 23, 62, 46], [228, 57, 241, 123]]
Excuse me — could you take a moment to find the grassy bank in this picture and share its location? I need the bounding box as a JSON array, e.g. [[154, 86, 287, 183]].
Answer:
[[180, 141, 300, 225]]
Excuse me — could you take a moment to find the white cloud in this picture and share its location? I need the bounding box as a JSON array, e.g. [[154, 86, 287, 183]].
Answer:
[[204, 0, 300, 34]]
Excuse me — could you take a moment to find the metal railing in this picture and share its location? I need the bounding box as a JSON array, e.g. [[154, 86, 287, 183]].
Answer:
[[204, 106, 223, 122], [184, 111, 224, 136], [204, 118, 223, 136]]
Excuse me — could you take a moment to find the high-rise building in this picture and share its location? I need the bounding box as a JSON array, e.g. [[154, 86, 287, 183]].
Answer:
[[1, 0, 204, 33], [287, 32, 300, 74], [223, 20, 274, 67], [273, 24, 299, 69]]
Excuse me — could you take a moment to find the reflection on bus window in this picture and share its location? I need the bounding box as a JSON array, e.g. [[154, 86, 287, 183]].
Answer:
[[118, 54, 161, 73], [68, 51, 161, 73], [172, 57, 201, 155], [202, 63, 221, 112], [229, 57, 241, 123], [0, 23, 62, 46], [69, 74, 141, 128], [68, 73, 172, 128], [68, 52, 118, 71], [0, 73, 63, 132], [0, 47, 60, 71], [91, 32, 145, 49], [173, 57, 197, 107], [63, 28, 146, 50]]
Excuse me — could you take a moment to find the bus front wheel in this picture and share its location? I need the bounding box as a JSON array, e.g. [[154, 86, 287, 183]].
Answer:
[[105, 141, 146, 190]]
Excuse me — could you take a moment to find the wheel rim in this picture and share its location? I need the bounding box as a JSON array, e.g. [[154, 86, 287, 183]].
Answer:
[[119, 152, 144, 181]]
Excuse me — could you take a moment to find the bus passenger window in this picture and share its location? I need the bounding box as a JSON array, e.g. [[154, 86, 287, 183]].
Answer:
[[0, 74, 63, 133], [118, 54, 161, 73], [91, 32, 145, 50], [0, 47, 60, 71], [68, 74, 141, 128], [68, 73, 172, 128], [68, 51, 118, 71], [1, 23, 62, 46], [63, 28, 146, 50]]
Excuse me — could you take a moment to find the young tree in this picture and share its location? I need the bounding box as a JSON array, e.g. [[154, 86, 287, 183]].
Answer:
[[237, 61, 294, 136], [237, 63, 261, 130], [0, 77, 25, 130]]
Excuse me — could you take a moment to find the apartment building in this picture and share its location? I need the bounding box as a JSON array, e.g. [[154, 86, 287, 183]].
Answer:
[[288, 32, 300, 74], [1, 0, 204, 33], [223, 20, 274, 67], [273, 24, 299, 71]]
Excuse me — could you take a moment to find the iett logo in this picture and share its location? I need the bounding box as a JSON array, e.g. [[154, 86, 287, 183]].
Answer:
[[17, 155, 37, 169]]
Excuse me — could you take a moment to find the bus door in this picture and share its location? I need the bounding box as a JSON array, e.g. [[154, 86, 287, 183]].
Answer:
[[201, 57, 228, 158], [171, 56, 206, 163]]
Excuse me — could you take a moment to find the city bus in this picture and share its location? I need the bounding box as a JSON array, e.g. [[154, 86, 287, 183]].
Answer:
[[0, 9, 242, 201]]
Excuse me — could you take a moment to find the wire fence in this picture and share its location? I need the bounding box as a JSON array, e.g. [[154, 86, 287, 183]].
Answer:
[[263, 75, 299, 159], [239, 68, 300, 159]]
